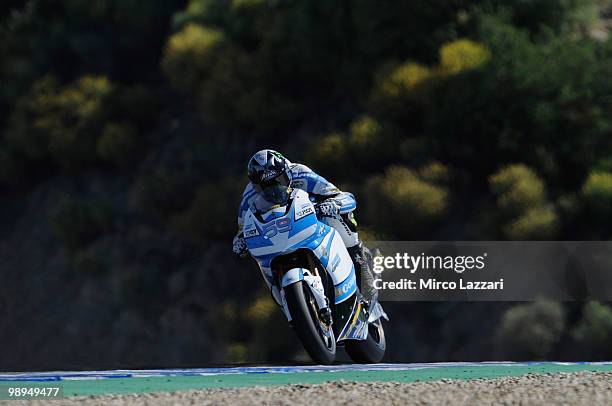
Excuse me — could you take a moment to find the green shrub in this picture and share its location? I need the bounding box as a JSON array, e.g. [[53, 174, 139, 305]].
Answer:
[[349, 116, 382, 152], [306, 132, 348, 180], [371, 62, 434, 121], [197, 44, 298, 131], [439, 39, 490, 75], [490, 164, 546, 217], [419, 162, 452, 185], [378, 63, 432, 99], [6, 76, 61, 161], [428, 16, 612, 187], [49, 196, 113, 251], [362, 165, 448, 237], [383, 166, 449, 219], [0, 0, 184, 104], [503, 206, 559, 240], [572, 301, 612, 357], [47, 76, 112, 168], [347, 116, 397, 169], [225, 343, 248, 364], [495, 300, 565, 360], [582, 171, 612, 217], [349, 0, 478, 65], [97, 122, 139, 169], [161, 24, 226, 92], [246, 294, 276, 323], [316, 132, 347, 161], [6, 75, 113, 169], [162, 20, 295, 131], [489, 165, 558, 239]]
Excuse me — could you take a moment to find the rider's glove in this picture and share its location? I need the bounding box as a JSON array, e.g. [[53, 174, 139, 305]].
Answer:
[[232, 233, 248, 258], [316, 199, 340, 217]]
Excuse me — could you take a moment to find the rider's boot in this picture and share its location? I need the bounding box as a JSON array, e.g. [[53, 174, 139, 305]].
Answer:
[[347, 242, 378, 306]]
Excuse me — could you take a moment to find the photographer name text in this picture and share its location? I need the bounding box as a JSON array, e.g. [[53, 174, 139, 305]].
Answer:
[[375, 278, 504, 291]]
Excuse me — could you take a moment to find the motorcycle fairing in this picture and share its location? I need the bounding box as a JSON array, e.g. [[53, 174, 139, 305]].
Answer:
[[245, 189, 355, 294], [243, 188, 371, 341]]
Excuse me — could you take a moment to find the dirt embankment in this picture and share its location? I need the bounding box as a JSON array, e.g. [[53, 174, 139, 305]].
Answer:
[[8, 371, 612, 406]]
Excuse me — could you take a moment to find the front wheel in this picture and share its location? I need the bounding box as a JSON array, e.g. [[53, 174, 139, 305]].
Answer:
[[284, 281, 336, 364], [345, 319, 386, 363]]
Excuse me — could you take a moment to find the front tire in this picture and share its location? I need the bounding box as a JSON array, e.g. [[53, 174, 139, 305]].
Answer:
[[284, 281, 336, 364], [345, 319, 386, 363]]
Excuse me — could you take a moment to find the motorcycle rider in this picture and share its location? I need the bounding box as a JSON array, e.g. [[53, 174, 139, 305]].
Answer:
[[232, 149, 378, 304]]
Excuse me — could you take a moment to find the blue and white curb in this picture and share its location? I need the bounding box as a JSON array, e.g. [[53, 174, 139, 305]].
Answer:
[[1, 362, 611, 382]]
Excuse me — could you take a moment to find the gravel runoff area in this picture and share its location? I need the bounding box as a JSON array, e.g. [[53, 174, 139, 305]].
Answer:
[[6, 371, 612, 405]]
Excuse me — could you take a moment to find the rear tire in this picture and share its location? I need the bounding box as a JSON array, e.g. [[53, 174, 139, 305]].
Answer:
[[345, 319, 386, 363], [285, 281, 336, 365]]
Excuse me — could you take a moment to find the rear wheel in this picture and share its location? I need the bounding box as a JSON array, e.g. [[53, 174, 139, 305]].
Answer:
[[285, 281, 336, 364], [345, 319, 386, 363]]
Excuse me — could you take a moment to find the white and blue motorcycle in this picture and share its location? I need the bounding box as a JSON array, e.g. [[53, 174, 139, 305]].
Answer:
[[243, 188, 388, 364]]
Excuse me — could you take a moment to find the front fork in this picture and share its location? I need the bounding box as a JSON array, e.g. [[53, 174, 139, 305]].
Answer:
[[275, 268, 331, 324]]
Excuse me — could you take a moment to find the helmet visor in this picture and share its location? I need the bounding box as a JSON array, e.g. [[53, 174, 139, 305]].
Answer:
[[254, 171, 291, 205]]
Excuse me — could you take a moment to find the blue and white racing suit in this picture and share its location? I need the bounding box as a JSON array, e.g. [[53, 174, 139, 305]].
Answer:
[[237, 163, 360, 249]]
